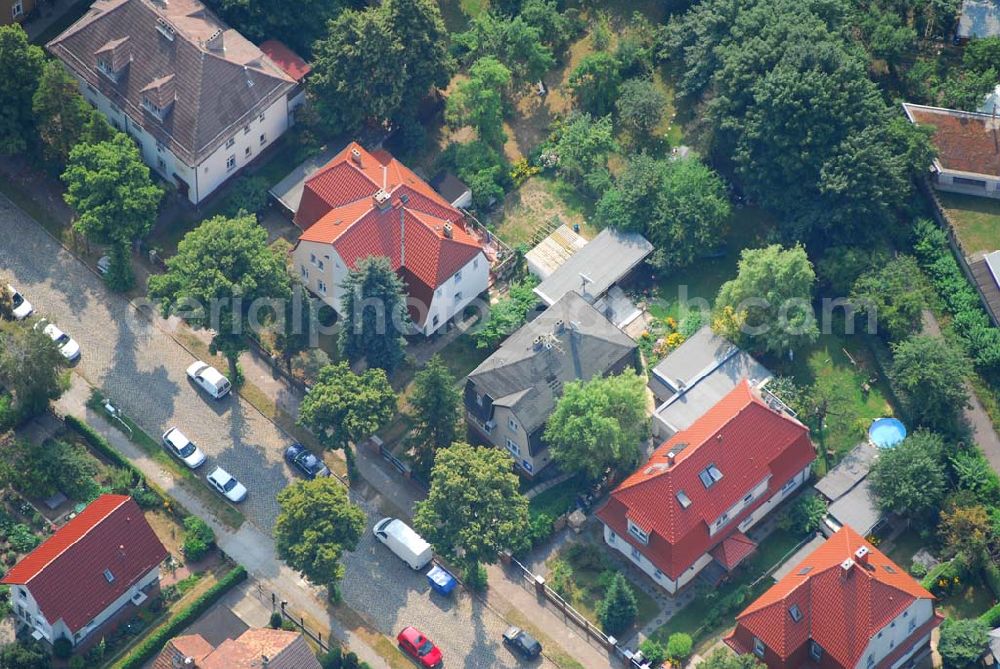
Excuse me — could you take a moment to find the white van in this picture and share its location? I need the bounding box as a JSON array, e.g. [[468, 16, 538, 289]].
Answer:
[[373, 517, 433, 570]]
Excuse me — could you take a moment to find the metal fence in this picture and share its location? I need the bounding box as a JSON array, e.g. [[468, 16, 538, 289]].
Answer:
[[251, 581, 336, 655]]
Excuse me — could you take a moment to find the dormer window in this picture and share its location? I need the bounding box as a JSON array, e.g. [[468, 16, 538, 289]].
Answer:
[[627, 520, 649, 545], [698, 464, 723, 488], [103, 568, 115, 583], [155, 18, 175, 40], [142, 96, 166, 120], [96, 58, 119, 82]]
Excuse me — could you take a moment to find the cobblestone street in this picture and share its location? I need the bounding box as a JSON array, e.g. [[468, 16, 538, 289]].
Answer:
[[0, 192, 575, 669]]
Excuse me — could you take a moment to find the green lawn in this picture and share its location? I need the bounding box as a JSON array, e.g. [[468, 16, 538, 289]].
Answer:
[[528, 476, 585, 519], [495, 175, 600, 248], [938, 573, 997, 620], [883, 530, 925, 573], [767, 333, 896, 472], [647, 206, 778, 321], [938, 191, 1000, 256], [653, 528, 808, 649]]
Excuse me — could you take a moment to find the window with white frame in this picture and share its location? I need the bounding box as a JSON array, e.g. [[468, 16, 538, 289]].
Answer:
[[300, 265, 308, 279], [11, 1, 23, 18], [627, 520, 649, 545], [432, 315, 440, 327], [455, 270, 462, 282], [506, 438, 520, 456], [780, 477, 798, 495], [226, 154, 236, 170], [455, 291, 463, 301], [508, 417, 518, 432], [473, 257, 479, 269], [867, 655, 874, 668], [789, 604, 803, 622], [630, 545, 641, 561], [654, 569, 663, 579], [243, 125, 250, 135], [155, 139, 165, 153], [244, 146, 251, 158], [258, 112, 265, 123], [608, 530, 616, 543], [225, 137, 235, 149], [318, 259, 325, 270], [317, 280, 327, 294], [699, 464, 724, 488], [260, 132, 267, 146], [310, 253, 316, 265], [157, 157, 166, 171], [908, 617, 916, 633], [753, 638, 765, 657]]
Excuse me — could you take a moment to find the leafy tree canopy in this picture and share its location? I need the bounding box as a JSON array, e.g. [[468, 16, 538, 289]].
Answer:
[[544, 370, 648, 480], [408, 355, 462, 478], [698, 649, 765, 669], [414, 442, 530, 567], [0, 320, 65, 415], [62, 134, 163, 245], [445, 57, 511, 148], [849, 254, 925, 342], [568, 51, 622, 117], [938, 618, 990, 669], [275, 477, 366, 587], [297, 362, 396, 452], [0, 25, 44, 156], [474, 274, 539, 349], [32, 60, 92, 167], [454, 11, 555, 81], [596, 154, 730, 271], [869, 430, 947, 522], [713, 244, 818, 356], [548, 112, 617, 195], [891, 334, 971, 432], [616, 77, 667, 138]]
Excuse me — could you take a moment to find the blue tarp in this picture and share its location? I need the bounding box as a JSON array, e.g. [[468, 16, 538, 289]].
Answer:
[[427, 564, 457, 595]]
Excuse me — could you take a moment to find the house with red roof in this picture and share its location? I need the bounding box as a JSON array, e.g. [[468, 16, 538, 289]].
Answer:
[[2, 495, 168, 651], [596, 381, 815, 594], [725, 526, 943, 669], [152, 628, 321, 669], [292, 142, 490, 335]]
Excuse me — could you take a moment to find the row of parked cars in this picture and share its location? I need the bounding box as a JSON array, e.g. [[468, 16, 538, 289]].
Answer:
[[7, 284, 82, 362], [375, 517, 543, 667]]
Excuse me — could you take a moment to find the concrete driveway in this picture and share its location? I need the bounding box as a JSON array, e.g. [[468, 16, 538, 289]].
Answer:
[[0, 193, 562, 669]]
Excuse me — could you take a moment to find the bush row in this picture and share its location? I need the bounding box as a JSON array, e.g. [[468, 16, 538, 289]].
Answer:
[[913, 218, 1000, 373], [920, 558, 961, 593], [111, 566, 248, 669], [63, 414, 166, 511]]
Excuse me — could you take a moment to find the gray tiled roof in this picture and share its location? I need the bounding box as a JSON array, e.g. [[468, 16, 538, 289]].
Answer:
[[533, 228, 652, 306], [467, 291, 638, 434], [814, 442, 878, 503], [47, 0, 295, 166]]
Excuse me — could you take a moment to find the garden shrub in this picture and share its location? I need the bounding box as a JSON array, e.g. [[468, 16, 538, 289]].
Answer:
[[221, 176, 270, 217], [597, 572, 637, 636], [666, 632, 693, 662], [319, 647, 343, 669], [181, 516, 215, 562], [53, 637, 72, 659], [111, 566, 247, 669], [8, 524, 40, 553], [776, 493, 826, 534], [909, 562, 928, 579], [269, 612, 283, 629], [0, 392, 18, 431], [549, 558, 575, 600], [527, 512, 555, 548], [638, 638, 666, 665]]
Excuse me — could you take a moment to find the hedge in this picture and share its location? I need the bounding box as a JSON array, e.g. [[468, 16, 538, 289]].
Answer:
[[110, 565, 248, 669], [920, 558, 960, 593], [64, 414, 134, 471], [981, 601, 1000, 628]]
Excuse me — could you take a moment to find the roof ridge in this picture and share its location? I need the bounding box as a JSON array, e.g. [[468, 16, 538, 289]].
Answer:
[[18, 495, 130, 584], [47, 0, 131, 45]]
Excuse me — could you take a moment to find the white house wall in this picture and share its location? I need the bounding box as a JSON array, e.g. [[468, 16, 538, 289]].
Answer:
[[78, 76, 290, 204], [421, 252, 488, 335], [853, 599, 934, 669], [934, 170, 1000, 199]]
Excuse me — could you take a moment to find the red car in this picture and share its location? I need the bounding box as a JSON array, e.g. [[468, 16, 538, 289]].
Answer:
[[397, 626, 443, 668]]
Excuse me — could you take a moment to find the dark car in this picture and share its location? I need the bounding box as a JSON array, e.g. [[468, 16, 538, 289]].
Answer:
[[283, 443, 331, 479], [502, 626, 542, 659]]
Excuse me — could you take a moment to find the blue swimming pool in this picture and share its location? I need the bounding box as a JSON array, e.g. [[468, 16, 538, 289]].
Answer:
[[869, 417, 907, 449]]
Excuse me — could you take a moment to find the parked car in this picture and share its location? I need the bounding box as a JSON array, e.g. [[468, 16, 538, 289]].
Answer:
[[396, 626, 442, 668], [284, 443, 330, 479], [6, 285, 32, 320], [186, 361, 232, 399], [161, 427, 207, 469], [207, 466, 247, 503], [34, 319, 80, 361], [503, 626, 542, 659], [97, 255, 110, 275], [374, 518, 433, 570]]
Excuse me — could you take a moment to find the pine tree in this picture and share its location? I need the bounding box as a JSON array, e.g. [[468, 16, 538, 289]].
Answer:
[[338, 256, 408, 374], [597, 572, 638, 636], [409, 355, 461, 477]]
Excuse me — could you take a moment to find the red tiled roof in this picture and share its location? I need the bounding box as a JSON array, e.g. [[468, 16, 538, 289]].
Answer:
[[725, 526, 941, 669], [596, 381, 815, 579], [152, 629, 322, 669], [1, 495, 168, 633], [258, 40, 311, 81], [710, 531, 758, 571], [294, 142, 484, 313], [904, 103, 1000, 178]]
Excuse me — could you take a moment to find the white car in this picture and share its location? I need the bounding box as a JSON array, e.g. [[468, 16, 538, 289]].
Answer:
[[186, 361, 232, 399], [161, 427, 207, 469], [207, 466, 247, 503], [34, 319, 80, 361], [6, 285, 32, 320]]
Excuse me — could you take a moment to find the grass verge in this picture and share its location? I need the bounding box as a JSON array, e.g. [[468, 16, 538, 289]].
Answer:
[[88, 390, 245, 530]]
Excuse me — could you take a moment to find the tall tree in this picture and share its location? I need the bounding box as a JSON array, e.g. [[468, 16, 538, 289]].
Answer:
[[209, 0, 363, 56], [148, 214, 291, 379], [551, 112, 616, 194], [445, 57, 511, 148], [939, 503, 996, 568], [596, 155, 730, 271], [891, 335, 971, 432], [0, 640, 51, 669], [544, 370, 647, 481], [62, 134, 163, 245], [32, 61, 91, 167], [0, 25, 44, 155], [616, 77, 667, 139], [869, 431, 947, 523], [714, 244, 819, 356], [414, 442, 530, 574], [937, 618, 990, 669], [275, 477, 366, 598], [297, 362, 396, 456], [338, 256, 408, 374], [0, 320, 65, 415], [597, 572, 638, 635], [310, 0, 453, 133], [568, 52, 622, 117], [849, 255, 925, 342], [408, 356, 461, 478], [454, 12, 555, 81]]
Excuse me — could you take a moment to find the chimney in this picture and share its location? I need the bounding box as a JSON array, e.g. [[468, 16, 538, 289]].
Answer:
[[205, 29, 224, 51], [373, 189, 391, 211], [351, 147, 362, 166], [261, 655, 269, 668], [533, 336, 543, 351], [840, 558, 855, 574], [443, 222, 453, 238], [854, 545, 870, 565], [666, 452, 675, 466], [553, 319, 565, 334]]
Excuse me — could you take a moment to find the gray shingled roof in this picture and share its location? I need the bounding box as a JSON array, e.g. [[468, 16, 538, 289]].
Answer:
[[533, 228, 652, 306], [814, 442, 878, 503], [48, 0, 295, 166], [467, 291, 638, 434]]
